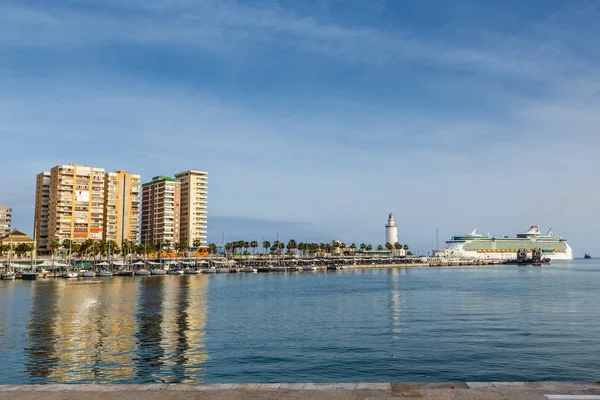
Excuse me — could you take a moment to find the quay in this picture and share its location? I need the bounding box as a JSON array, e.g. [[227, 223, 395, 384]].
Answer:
[[0, 382, 599, 399]]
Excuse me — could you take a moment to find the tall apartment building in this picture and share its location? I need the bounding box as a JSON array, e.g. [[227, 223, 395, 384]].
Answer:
[[46, 164, 106, 245], [33, 172, 51, 253], [141, 176, 180, 248], [0, 206, 11, 237], [174, 170, 208, 247], [103, 170, 141, 245]]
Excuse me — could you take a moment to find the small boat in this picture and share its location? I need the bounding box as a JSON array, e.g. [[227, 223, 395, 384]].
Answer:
[[151, 268, 166, 275], [302, 265, 317, 271], [117, 270, 134, 276], [244, 267, 258, 273], [327, 264, 341, 270], [21, 272, 38, 280], [202, 267, 217, 274], [217, 268, 230, 273], [62, 271, 79, 278], [1, 271, 16, 280], [82, 270, 96, 277], [229, 268, 240, 273], [584, 253, 591, 259], [184, 268, 200, 275], [257, 266, 272, 273], [98, 270, 113, 277], [168, 268, 184, 275], [135, 269, 150, 276], [271, 266, 286, 272]]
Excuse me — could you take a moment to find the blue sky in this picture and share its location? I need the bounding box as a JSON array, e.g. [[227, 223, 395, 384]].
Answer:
[[1, 0, 599, 255]]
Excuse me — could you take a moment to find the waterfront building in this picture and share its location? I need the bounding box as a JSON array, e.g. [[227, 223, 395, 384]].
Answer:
[[0, 206, 11, 237], [44, 164, 106, 245], [103, 170, 141, 244], [0, 229, 35, 258], [33, 172, 51, 253], [141, 176, 181, 248], [385, 213, 398, 245], [174, 170, 208, 248]]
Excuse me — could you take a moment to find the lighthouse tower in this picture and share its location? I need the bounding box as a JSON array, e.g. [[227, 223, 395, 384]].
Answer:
[[385, 213, 398, 245]]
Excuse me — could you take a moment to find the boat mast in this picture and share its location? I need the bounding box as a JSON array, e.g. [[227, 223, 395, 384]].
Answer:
[[32, 222, 37, 273]]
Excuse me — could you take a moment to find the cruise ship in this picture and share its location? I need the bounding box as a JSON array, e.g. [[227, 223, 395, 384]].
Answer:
[[436, 226, 573, 260]]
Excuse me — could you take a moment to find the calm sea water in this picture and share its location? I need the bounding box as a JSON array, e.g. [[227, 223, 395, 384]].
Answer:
[[0, 260, 599, 384]]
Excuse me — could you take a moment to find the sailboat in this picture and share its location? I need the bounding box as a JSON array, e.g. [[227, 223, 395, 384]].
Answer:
[[1, 243, 15, 280], [61, 239, 78, 278], [22, 226, 38, 280]]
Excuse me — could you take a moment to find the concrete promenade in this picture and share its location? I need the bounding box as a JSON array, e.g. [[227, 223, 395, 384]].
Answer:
[[1, 382, 600, 399]]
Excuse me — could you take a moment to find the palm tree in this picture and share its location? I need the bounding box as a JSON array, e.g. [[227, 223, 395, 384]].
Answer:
[[176, 241, 188, 256], [262, 240, 271, 255], [208, 243, 218, 255], [193, 238, 203, 249], [377, 245, 384, 251], [359, 243, 366, 252], [385, 242, 393, 251], [287, 239, 297, 254], [350, 243, 357, 253], [250, 240, 258, 254], [224, 242, 233, 255], [366, 244, 372, 251], [403, 244, 409, 256]]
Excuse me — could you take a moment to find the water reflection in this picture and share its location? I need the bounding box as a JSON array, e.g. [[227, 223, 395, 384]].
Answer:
[[25, 282, 59, 381], [19, 277, 208, 383]]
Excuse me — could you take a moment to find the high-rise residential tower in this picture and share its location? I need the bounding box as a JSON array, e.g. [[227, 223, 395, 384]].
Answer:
[[103, 170, 141, 245], [46, 164, 106, 245], [141, 176, 181, 248], [174, 170, 208, 248], [33, 172, 51, 253], [0, 206, 11, 237]]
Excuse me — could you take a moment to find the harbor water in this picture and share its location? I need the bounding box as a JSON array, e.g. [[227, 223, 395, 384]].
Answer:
[[0, 260, 599, 384]]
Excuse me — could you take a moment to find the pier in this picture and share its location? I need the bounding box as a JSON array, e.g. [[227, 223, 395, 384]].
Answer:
[[1, 382, 599, 399]]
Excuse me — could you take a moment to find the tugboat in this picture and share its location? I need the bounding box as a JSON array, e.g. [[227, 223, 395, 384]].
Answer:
[[505, 248, 550, 266], [584, 253, 591, 259]]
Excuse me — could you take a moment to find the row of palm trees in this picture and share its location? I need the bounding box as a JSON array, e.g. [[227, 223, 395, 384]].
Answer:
[[222, 240, 410, 256], [48, 238, 220, 258], [0, 243, 35, 258], [2, 239, 410, 259]]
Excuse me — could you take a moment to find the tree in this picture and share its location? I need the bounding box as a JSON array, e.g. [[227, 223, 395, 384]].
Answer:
[[377, 245, 384, 251], [350, 243, 357, 253], [49, 240, 60, 258], [359, 243, 366, 252], [262, 240, 271, 254], [287, 239, 297, 254], [385, 242, 393, 251], [208, 243, 218, 254], [14, 243, 32, 258], [250, 240, 258, 254], [224, 243, 233, 255], [193, 238, 203, 249], [162, 240, 172, 251], [393, 242, 402, 250], [176, 241, 188, 255]]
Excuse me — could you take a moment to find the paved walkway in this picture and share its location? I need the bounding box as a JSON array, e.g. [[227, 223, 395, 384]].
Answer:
[[0, 382, 599, 399]]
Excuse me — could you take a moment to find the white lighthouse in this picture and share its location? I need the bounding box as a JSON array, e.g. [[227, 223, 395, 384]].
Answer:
[[385, 213, 398, 245]]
